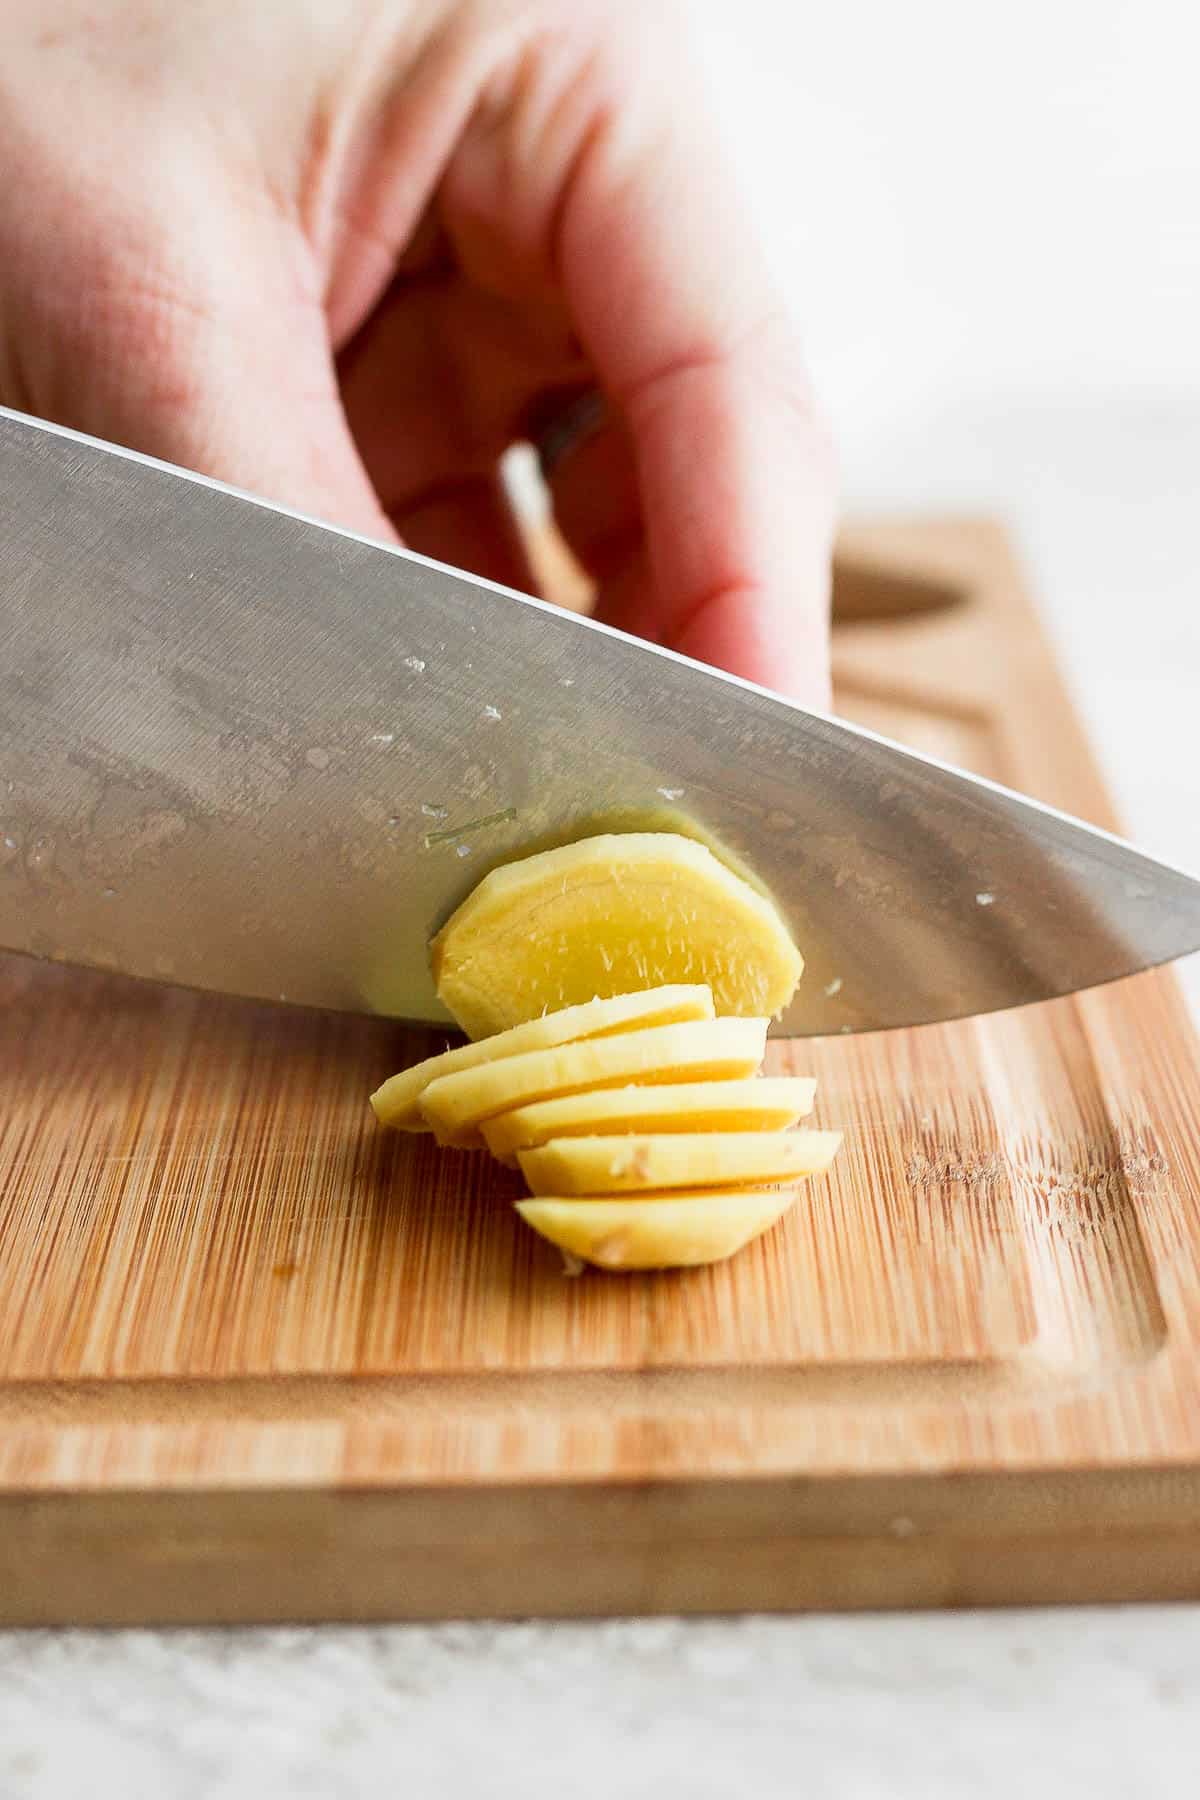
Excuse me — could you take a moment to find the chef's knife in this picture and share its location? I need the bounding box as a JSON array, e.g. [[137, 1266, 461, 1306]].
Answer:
[[2, 403, 1198, 1035]]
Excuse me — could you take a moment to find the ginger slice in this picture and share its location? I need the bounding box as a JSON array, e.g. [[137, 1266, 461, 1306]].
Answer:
[[370, 985, 714, 1131], [432, 832, 803, 1039], [516, 1191, 797, 1271], [419, 1017, 767, 1139], [518, 1129, 842, 1196], [480, 1076, 817, 1164]]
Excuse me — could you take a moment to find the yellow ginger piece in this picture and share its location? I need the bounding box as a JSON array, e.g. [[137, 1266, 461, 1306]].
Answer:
[[518, 1129, 842, 1196], [481, 1076, 816, 1164], [370, 985, 714, 1131], [432, 833, 803, 1039], [517, 1191, 797, 1271], [419, 1017, 767, 1139]]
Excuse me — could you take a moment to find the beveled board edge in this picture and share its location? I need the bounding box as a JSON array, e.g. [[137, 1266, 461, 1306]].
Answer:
[[6, 1465, 1200, 1624]]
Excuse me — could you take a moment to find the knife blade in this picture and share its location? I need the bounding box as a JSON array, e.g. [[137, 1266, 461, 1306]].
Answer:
[[2, 402, 1199, 1034]]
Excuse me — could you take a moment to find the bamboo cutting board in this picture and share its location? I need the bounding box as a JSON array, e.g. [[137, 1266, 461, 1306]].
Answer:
[[4, 518, 1200, 1625]]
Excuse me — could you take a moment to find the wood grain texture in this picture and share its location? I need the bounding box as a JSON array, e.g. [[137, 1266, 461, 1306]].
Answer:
[[4, 517, 1200, 1624]]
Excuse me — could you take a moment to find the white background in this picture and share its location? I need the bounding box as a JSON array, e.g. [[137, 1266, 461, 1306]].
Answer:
[[4, 2, 1200, 1793], [698, 0, 1200, 914]]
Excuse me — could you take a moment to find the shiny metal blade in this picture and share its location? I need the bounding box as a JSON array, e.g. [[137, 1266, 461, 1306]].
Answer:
[[2, 404, 1199, 1033]]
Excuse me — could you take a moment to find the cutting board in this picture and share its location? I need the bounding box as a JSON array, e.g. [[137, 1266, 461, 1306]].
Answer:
[[4, 518, 1200, 1625]]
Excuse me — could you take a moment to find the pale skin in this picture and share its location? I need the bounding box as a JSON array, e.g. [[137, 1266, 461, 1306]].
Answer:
[[0, 0, 835, 700]]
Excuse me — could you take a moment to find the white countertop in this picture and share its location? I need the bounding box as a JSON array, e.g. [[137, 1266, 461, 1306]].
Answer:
[[4, 1610, 1200, 1798], [3, 1, 1199, 1791]]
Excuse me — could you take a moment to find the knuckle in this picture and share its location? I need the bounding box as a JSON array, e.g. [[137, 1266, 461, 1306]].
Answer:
[[71, 250, 214, 417]]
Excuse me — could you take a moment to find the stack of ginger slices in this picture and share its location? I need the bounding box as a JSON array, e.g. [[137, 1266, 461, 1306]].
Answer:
[[370, 833, 841, 1272]]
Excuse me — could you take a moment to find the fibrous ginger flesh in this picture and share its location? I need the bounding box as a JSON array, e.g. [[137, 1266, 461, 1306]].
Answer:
[[370, 985, 714, 1130], [480, 1076, 817, 1163], [419, 1016, 768, 1138], [516, 1190, 797, 1270], [518, 1129, 842, 1196], [431, 833, 803, 1039]]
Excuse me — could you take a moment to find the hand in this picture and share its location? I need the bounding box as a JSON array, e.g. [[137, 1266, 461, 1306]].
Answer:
[[0, 0, 834, 700]]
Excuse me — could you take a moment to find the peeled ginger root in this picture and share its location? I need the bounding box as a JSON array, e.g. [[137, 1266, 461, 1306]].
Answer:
[[431, 833, 803, 1040], [518, 1129, 842, 1197], [419, 1017, 768, 1139], [372, 824, 838, 1270], [480, 1076, 817, 1163], [373, 988, 838, 1271], [370, 985, 714, 1131], [516, 1192, 798, 1271]]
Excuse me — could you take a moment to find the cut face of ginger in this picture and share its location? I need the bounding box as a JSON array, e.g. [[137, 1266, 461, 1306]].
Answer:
[[370, 985, 714, 1131], [419, 1017, 768, 1139], [516, 1192, 797, 1271], [481, 1076, 817, 1163], [431, 832, 803, 1039], [518, 1129, 842, 1197]]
